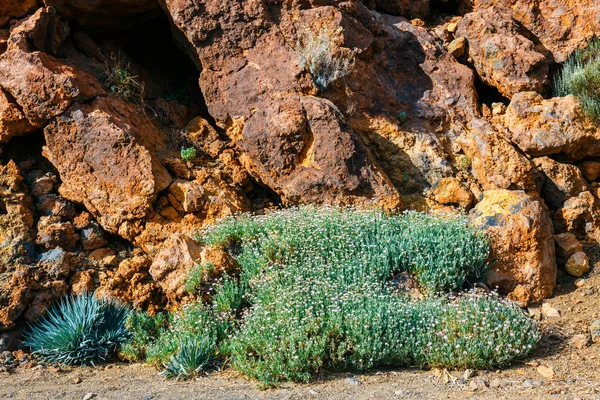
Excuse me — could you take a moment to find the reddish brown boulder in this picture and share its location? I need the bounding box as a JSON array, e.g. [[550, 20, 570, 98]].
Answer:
[[502, 92, 600, 161], [161, 0, 404, 209], [458, 118, 536, 191], [97, 255, 163, 312], [554, 232, 583, 266], [36, 194, 76, 220], [472, 0, 600, 62], [0, 10, 104, 127], [149, 234, 202, 305], [456, 7, 550, 98], [35, 216, 78, 251], [70, 270, 94, 295], [0, 88, 35, 142], [533, 157, 589, 210], [553, 191, 600, 242], [470, 189, 556, 305], [0, 0, 39, 27], [43, 97, 171, 239]]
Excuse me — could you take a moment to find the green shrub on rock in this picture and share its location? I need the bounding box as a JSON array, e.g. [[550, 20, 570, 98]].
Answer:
[[555, 38, 600, 124], [24, 293, 130, 366]]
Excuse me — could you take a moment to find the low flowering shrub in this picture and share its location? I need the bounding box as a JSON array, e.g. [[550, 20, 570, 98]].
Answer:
[[126, 207, 539, 385], [24, 293, 130, 366]]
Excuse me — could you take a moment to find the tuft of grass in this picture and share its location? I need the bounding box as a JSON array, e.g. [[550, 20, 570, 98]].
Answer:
[[180, 147, 197, 162], [162, 335, 215, 379], [24, 293, 130, 366], [296, 26, 355, 91], [102, 53, 146, 105], [554, 38, 600, 124]]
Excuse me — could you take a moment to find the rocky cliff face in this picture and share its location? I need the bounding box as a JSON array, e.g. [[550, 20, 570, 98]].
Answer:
[[0, 0, 599, 339]]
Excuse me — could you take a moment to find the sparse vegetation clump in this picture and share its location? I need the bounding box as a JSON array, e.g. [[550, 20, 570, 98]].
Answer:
[[24, 293, 130, 366], [180, 147, 197, 162], [102, 54, 146, 105], [296, 26, 355, 91], [555, 38, 600, 124]]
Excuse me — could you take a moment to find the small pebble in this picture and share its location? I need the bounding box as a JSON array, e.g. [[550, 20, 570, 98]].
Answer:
[[82, 394, 96, 400], [469, 377, 488, 391], [345, 376, 362, 386], [73, 377, 82, 384], [463, 369, 475, 380]]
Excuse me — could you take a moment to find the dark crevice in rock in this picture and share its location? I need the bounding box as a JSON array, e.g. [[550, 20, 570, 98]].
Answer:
[[473, 76, 510, 106], [429, 0, 460, 17], [86, 11, 213, 126], [246, 178, 283, 210]]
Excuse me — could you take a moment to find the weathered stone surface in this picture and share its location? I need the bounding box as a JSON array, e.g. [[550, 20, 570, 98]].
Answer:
[[43, 97, 171, 238], [43, 0, 159, 31], [10, 7, 70, 55], [533, 157, 589, 210], [470, 190, 556, 305], [80, 221, 107, 251], [0, 11, 104, 127], [0, 0, 39, 26], [472, 0, 600, 63], [149, 234, 202, 305], [554, 232, 583, 266], [36, 194, 76, 220], [97, 255, 164, 312], [0, 161, 35, 267], [503, 92, 600, 161], [553, 191, 600, 241], [430, 177, 474, 209], [70, 270, 94, 295], [35, 216, 78, 251], [458, 118, 536, 190], [456, 7, 550, 98], [37, 247, 76, 279], [0, 88, 35, 142], [447, 37, 466, 59], [565, 251, 590, 277]]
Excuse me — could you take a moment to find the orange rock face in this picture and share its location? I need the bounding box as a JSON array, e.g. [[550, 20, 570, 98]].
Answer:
[[43, 97, 171, 238], [470, 190, 557, 305], [502, 92, 600, 161], [472, 0, 600, 62], [456, 7, 550, 98]]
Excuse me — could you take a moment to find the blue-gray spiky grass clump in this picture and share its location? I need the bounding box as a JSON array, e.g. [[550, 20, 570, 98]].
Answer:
[[24, 293, 131, 366], [554, 38, 600, 124]]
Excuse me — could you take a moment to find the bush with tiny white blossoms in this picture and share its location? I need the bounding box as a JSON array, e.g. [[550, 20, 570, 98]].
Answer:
[[130, 207, 539, 384]]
